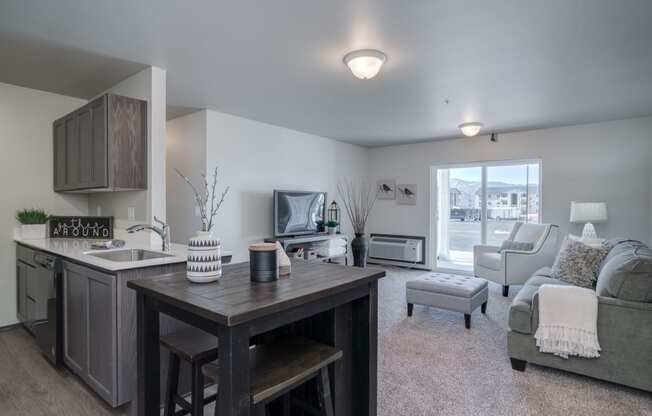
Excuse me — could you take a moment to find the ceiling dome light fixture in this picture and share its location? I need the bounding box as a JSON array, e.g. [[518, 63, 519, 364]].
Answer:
[[458, 122, 484, 137], [343, 49, 387, 80]]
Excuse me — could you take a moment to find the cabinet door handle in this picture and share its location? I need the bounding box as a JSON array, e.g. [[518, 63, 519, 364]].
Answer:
[[18, 260, 36, 269], [33, 254, 54, 269]]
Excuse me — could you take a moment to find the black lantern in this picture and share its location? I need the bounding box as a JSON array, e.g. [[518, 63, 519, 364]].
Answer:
[[328, 200, 341, 233]]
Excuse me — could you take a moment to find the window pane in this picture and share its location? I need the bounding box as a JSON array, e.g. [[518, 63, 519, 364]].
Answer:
[[527, 163, 540, 224], [485, 163, 540, 246], [434, 160, 541, 272], [436, 167, 481, 271]]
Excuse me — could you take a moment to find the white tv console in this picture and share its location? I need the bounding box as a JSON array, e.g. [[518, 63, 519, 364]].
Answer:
[[264, 233, 349, 265]]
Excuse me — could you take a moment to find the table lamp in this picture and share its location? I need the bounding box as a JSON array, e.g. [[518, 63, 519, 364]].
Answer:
[[570, 201, 607, 239]]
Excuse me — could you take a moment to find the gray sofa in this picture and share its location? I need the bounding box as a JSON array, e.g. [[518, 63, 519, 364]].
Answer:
[[507, 239, 652, 392]]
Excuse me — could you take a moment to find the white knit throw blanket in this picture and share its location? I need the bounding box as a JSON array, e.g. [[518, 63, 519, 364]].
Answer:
[[534, 284, 601, 359]]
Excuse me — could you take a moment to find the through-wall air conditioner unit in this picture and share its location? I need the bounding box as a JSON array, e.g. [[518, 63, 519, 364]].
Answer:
[[368, 234, 425, 266]]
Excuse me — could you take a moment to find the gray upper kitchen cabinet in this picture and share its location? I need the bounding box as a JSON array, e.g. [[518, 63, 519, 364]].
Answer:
[[62, 261, 117, 405], [53, 119, 67, 191], [53, 93, 146, 193]]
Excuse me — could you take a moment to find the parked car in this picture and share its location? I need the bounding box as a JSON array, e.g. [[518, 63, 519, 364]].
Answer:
[[450, 208, 480, 221], [450, 208, 467, 221]]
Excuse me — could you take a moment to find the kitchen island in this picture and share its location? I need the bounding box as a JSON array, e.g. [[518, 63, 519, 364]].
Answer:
[[13, 236, 232, 409], [128, 260, 385, 416]]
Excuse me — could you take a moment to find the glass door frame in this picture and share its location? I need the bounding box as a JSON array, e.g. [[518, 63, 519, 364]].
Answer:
[[428, 158, 542, 273]]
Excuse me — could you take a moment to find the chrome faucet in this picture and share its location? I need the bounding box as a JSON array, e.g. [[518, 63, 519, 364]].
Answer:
[[126, 216, 171, 252]]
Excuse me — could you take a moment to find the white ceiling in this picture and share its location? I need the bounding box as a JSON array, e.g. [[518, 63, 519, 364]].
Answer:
[[1, 0, 652, 146], [0, 34, 147, 99]]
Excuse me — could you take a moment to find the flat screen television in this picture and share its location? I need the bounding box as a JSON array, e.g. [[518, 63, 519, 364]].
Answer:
[[273, 190, 326, 237]]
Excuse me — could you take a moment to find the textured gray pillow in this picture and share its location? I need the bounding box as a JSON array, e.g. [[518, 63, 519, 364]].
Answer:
[[499, 240, 534, 252], [596, 245, 652, 302], [551, 236, 608, 288]]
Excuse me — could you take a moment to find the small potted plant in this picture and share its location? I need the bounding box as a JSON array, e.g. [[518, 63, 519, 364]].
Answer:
[[16, 208, 49, 239], [326, 220, 338, 235]]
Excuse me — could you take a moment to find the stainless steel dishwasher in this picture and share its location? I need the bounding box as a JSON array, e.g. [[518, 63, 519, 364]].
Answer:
[[17, 246, 62, 366]]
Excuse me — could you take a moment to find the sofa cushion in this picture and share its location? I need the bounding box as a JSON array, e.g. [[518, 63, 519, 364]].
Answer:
[[513, 223, 545, 244], [596, 244, 652, 303], [476, 252, 502, 271], [602, 239, 644, 262], [550, 236, 608, 288], [509, 268, 571, 334]]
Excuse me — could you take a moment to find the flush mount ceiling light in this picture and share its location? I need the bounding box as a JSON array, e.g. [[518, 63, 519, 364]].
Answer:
[[343, 49, 387, 80], [458, 122, 484, 137]]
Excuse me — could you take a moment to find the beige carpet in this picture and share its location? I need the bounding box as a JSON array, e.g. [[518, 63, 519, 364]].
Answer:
[[376, 267, 652, 416]]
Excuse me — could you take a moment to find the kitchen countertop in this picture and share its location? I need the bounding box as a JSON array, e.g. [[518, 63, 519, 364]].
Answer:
[[14, 236, 190, 272]]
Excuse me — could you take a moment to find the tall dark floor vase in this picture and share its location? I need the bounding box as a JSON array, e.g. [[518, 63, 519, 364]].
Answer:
[[351, 233, 369, 267]]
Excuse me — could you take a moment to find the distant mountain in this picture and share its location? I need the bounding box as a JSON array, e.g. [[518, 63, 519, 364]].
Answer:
[[448, 178, 535, 208]]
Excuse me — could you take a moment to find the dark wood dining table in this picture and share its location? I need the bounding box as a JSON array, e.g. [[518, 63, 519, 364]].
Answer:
[[127, 260, 385, 416]]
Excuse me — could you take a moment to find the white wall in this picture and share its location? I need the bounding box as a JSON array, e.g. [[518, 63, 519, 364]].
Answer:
[[0, 82, 89, 326], [166, 111, 207, 243], [167, 109, 369, 262], [367, 116, 652, 269], [88, 67, 167, 226]]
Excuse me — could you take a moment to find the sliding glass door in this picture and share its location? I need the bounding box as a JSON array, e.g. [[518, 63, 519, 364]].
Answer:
[[434, 160, 541, 272], [436, 166, 482, 270]]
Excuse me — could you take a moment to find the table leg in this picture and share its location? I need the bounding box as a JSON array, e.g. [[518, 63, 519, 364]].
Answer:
[[333, 304, 352, 416], [352, 282, 378, 416], [216, 324, 251, 416], [136, 293, 160, 416]]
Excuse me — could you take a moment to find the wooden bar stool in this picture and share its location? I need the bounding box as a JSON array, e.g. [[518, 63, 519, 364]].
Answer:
[[203, 336, 342, 416], [161, 327, 219, 416]]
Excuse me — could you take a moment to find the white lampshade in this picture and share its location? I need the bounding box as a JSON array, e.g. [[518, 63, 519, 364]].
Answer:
[[458, 122, 483, 137], [343, 49, 387, 80], [570, 202, 607, 223]]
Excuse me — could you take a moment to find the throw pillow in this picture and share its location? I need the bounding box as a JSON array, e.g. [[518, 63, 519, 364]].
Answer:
[[499, 240, 534, 252], [551, 236, 608, 288]]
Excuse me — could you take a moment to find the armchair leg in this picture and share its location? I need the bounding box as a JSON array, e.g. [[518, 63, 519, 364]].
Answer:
[[502, 285, 509, 297], [510, 358, 527, 372]]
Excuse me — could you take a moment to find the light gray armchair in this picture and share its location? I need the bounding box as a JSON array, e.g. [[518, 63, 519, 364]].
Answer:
[[473, 223, 559, 296]]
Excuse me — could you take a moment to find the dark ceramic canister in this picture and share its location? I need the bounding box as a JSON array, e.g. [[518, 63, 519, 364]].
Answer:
[[249, 243, 279, 282]]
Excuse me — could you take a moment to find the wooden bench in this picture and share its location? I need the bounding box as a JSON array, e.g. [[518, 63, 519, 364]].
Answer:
[[203, 336, 342, 416]]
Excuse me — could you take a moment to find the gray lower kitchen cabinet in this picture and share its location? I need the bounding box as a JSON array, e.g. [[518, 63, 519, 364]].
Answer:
[[53, 93, 146, 193], [63, 262, 88, 375], [16, 244, 188, 408], [61, 260, 187, 407], [63, 261, 116, 404], [86, 268, 117, 402], [16, 261, 29, 323]]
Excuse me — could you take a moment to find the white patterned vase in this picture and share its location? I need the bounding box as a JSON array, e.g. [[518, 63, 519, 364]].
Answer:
[[186, 231, 222, 283]]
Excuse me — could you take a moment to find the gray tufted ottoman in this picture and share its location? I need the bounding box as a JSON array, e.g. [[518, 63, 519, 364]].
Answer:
[[406, 272, 488, 328]]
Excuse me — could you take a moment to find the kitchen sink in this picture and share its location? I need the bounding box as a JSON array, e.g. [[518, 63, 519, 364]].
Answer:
[[87, 249, 174, 262]]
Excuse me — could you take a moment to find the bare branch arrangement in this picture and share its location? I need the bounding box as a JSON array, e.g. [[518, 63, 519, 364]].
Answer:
[[174, 166, 230, 232], [337, 180, 378, 235]]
